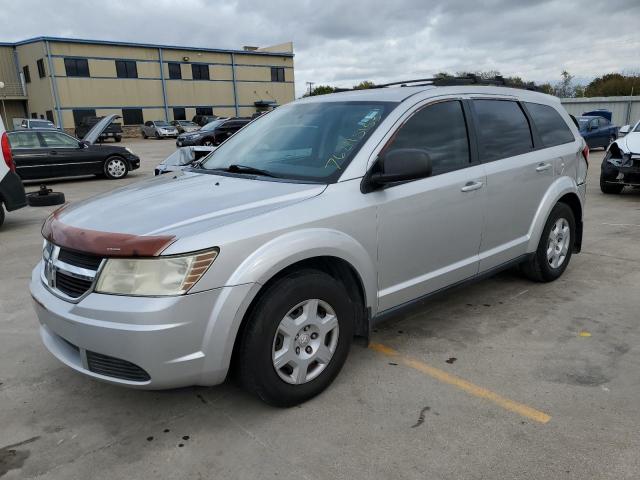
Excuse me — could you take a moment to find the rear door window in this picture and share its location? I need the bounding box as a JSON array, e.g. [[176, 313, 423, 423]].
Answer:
[[386, 100, 471, 176], [9, 132, 41, 149], [524, 102, 575, 147], [473, 100, 533, 162]]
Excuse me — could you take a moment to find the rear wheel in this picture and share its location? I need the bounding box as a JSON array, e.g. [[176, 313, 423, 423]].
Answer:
[[104, 156, 129, 179], [142, 131, 148, 139], [521, 202, 575, 282], [238, 270, 354, 407], [0, 204, 5, 228]]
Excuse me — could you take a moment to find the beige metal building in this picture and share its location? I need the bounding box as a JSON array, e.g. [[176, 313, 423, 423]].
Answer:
[[0, 37, 295, 134]]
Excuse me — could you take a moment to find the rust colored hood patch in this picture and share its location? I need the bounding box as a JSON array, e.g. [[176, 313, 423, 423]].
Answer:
[[42, 207, 175, 257]]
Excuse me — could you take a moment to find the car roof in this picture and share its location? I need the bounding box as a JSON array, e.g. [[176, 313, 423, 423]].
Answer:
[[297, 85, 559, 105], [9, 128, 67, 133]]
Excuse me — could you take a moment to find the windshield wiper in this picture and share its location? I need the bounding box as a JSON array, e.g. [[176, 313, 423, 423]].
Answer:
[[223, 164, 277, 177]]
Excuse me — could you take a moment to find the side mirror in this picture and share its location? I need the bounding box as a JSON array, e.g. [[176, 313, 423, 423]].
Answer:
[[363, 148, 432, 192], [78, 140, 89, 148]]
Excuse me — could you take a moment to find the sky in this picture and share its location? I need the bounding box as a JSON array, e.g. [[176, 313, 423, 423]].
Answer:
[[1, 0, 639, 97]]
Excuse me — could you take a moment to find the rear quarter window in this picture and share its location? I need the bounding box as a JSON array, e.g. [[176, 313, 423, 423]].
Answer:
[[525, 102, 575, 147], [473, 100, 533, 162]]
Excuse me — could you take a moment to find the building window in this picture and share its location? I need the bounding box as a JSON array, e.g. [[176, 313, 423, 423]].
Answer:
[[46, 110, 54, 123], [115, 60, 138, 79], [168, 62, 182, 79], [64, 58, 90, 77], [122, 108, 144, 125], [72, 109, 97, 126], [195, 107, 213, 116], [173, 108, 186, 120], [23, 65, 31, 83], [37, 59, 46, 78], [271, 67, 285, 82], [31, 112, 38, 119], [191, 64, 210, 80]]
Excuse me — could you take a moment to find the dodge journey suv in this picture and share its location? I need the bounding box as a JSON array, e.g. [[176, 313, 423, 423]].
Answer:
[[31, 79, 587, 406]]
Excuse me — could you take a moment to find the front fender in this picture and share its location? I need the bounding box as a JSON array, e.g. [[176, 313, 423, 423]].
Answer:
[[227, 228, 377, 310], [197, 228, 377, 384], [526, 176, 583, 253]]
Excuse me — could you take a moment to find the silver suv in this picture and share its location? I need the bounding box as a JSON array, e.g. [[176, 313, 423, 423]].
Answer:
[[31, 80, 587, 406]]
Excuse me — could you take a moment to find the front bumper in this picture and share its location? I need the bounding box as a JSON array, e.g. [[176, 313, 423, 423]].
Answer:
[[157, 131, 178, 138], [128, 155, 141, 171], [30, 262, 254, 389]]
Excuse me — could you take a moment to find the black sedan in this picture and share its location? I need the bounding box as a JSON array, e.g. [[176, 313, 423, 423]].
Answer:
[[8, 115, 139, 180], [176, 118, 251, 147]]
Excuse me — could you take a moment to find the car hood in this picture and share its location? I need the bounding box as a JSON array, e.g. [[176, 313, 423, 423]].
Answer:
[[618, 132, 640, 153], [46, 171, 326, 255], [82, 114, 121, 144]]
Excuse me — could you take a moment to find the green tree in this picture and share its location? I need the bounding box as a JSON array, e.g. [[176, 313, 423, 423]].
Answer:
[[553, 70, 577, 98], [304, 85, 337, 97], [353, 80, 376, 90], [584, 73, 640, 97]]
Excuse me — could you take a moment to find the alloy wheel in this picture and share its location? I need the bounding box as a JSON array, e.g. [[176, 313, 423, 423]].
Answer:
[[546, 217, 570, 269]]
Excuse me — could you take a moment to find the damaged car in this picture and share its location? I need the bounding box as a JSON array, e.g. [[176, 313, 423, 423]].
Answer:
[[600, 120, 640, 194]]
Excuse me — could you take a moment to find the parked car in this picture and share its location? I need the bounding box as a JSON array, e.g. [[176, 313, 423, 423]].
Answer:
[[75, 116, 123, 142], [170, 120, 200, 134], [141, 120, 179, 139], [31, 82, 587, 407], [577, 114, 618, 149], [600, 119, 640, 194], [192, 114, 219, 127], [19, 118, 57, 130], [0, 115, 27, 228], [154, 146, 216, 175], [9, 115, 140, 180], [176, 117, 250, 147]]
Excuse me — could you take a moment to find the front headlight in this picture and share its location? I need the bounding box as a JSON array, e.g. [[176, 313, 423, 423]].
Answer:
[[95, 249, 218, 296]]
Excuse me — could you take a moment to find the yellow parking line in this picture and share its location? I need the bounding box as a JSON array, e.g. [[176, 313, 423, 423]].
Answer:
[[369, 342, 551, 424]]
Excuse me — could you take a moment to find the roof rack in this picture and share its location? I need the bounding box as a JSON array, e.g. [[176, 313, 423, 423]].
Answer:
[[334, 75, 543, 92]]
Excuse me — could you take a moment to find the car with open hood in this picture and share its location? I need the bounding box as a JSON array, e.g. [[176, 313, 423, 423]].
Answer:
[[30, 78, 587, 407], [600, 119, 640, 193], [154, 145, 216, 175], [176, 117, 249, 147], [8, 115, 139, 180]]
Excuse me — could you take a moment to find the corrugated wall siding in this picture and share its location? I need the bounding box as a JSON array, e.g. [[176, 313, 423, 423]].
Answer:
[[560, 96, 640, 126]]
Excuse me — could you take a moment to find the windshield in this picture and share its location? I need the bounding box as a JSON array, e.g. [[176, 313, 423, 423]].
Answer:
[[201, 101, 394, 182], [634, 122, 640, 132], [577, 118, 590, 128], [155, 121, 169, 127], [201, 120, 226, 131]]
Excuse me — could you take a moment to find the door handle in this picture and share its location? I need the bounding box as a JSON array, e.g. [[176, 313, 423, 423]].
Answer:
[[536, 162, 551, 172], [49, 150, 58, 155], [461, 181, 483, 192]]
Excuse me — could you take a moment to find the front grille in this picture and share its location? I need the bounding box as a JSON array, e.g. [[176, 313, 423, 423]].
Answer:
[[56, 271, 93, 298], [58, 248, 103, 270], [86, 351, 151, 382]]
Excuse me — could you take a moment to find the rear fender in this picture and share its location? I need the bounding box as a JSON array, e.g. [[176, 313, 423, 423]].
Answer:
[[526, 177, 582, 253]]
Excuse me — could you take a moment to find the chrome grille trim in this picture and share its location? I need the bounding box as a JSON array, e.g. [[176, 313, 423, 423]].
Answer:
[[42, 242, 105, 303]]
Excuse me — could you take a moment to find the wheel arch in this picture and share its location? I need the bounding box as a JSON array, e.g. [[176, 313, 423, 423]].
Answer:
[[526, 177, 584, 254]]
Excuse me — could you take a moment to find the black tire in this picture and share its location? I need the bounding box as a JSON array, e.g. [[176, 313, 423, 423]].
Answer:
[[26, 191, 65, 207], [115, 136, 122, 143], [104, 156, 129, 180], [0, 204, 5, 228], [238, 270, 354, 407], [521, 202, 575, 282], [202, 138, 214, 147], [600, 157, 624, 194], [155, 132, 160, 139]]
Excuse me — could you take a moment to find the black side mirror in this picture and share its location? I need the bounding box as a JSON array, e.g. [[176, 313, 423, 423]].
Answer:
[[78, 140, 89, 148], [362, 148, 432, 192]]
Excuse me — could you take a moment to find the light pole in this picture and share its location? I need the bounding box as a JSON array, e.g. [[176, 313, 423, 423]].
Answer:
[[306, 81, 315, 96]]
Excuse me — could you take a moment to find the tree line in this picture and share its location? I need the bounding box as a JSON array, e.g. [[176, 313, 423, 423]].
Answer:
[[305, 71, 640, 98]]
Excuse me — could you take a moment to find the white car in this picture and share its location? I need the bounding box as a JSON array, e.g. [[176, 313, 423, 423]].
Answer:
[[600, 119, 640, 193], [0, 115, 27, 227]]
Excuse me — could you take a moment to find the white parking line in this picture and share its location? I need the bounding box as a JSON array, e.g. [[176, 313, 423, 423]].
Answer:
[[602, 223, 640, 227]]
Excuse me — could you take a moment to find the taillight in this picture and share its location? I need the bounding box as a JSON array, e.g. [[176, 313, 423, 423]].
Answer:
[[581, 144, 589, 168], [1, 132, 15, 172]]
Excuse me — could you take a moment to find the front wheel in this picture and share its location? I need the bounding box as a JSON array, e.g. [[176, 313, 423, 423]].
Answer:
[[104, 156, 129, 179], [0, 204, 4, 229], [521, 202, 575, 282], [202, 138, 214, 146], [238, 270, 354, 407]]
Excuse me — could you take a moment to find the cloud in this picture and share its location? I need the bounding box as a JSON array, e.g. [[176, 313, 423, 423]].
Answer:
[[1, 0, 638, 96]]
